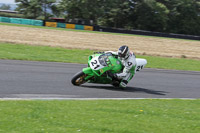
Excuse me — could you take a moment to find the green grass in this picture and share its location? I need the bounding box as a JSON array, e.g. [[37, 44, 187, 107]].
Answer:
[[0, 43, 93, 64], [0, 43, 200, 71], [0, 99, 199, 133], [137, 55, 200, 71]]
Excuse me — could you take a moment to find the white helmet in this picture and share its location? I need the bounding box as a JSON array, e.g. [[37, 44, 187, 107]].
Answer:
[[118, 45, 130, 59]]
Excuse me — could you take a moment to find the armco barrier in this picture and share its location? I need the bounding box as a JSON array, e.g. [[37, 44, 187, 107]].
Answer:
[[10, 18, 21, 24], [57, 22, 66, 28], [84, 26, 93, 31], [66, 24, 75, 29], [75, 24, 84, 30], [95, 26, 200, 40]]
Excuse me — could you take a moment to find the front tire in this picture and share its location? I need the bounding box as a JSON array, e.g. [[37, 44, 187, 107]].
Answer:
[[71, 71, 87, 86]]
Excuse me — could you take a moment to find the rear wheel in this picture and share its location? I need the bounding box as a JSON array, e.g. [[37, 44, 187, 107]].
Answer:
[[71, 71, 87, 86]]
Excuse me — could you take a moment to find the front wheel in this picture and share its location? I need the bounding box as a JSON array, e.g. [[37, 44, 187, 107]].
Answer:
[[71, 71, 87, 86]]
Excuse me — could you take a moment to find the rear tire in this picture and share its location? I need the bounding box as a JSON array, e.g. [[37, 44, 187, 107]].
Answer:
[[71, 71, 87, 86]]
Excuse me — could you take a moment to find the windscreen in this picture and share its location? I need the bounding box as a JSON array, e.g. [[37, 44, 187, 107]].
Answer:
[[98, 53, 112, 66]]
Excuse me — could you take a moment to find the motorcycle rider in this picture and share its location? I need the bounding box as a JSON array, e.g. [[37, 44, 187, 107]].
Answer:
[[106, 45, 136, 88]]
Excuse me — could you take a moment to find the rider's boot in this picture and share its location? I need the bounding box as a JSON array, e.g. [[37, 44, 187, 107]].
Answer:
[[119, 80, 128, 88]]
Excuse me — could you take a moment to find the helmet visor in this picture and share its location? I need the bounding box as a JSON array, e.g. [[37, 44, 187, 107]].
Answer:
[[118, 52, 126, 58], [118, 45, 129, 59]]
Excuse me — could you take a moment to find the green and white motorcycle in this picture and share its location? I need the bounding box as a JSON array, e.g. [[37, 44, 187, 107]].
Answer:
[[71, 52, 147, 87]]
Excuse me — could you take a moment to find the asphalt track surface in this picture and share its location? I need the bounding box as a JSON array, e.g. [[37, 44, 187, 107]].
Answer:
[[0, 60, 200, 99]]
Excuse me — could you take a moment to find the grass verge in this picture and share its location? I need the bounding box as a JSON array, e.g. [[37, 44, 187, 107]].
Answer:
[[0, 42, 92, 64], [0, 99, 199, 133], [0, 43, 200, 71]]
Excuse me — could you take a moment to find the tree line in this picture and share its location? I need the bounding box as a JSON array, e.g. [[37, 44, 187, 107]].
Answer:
[[0, 4, 11, 10], [15, 0, 200, 36]]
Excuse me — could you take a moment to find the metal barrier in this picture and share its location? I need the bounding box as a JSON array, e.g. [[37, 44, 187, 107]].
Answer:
[[95, 26, 200, 40]]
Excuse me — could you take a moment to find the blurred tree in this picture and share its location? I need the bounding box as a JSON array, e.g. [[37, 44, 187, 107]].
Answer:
[[42, 0, 56, 20], [58, 0, 105, 25], [168, 0, 200, 35], [0, 4, 11, 10], [132, 0, 169, 32], [15, 0, 56, 20], [101, 0, 132, 28], [14, 0, 200, 35], [15, 0, 42, 19]]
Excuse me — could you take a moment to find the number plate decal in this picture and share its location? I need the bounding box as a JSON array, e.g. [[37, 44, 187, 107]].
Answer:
[[90, 57, 105, 70]]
